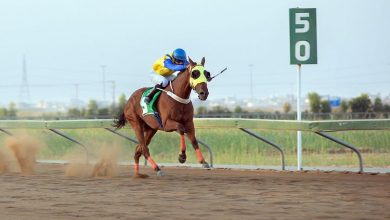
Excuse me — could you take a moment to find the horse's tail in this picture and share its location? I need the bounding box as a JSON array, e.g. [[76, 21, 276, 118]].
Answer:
[[113, 111, 126, 130]]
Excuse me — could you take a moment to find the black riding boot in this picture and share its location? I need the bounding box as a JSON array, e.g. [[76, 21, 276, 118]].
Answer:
[[145, 84, 163, 104]]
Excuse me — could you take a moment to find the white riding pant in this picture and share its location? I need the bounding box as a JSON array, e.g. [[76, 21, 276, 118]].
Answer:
[[149, 72, 177, 87]]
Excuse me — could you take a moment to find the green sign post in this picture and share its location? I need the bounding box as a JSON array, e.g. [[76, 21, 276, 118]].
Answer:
[[289, 8, 317, 171], [289, 8, 317, 64]]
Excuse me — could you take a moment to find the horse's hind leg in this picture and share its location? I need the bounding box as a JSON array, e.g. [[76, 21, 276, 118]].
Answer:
[[134, 127, 156, 174], [178, 133, 187, 163], [133, 144, 145, 177], [143, 127, 159, 167], [142, 126, 163, 174], [131, 122, 146, 177], [129, 119, 157, 177]]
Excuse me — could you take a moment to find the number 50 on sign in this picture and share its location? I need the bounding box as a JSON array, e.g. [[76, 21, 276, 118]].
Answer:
[[289, 8, 317, 64]]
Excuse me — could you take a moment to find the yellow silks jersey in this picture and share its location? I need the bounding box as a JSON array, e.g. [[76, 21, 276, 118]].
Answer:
[[152, 55, 175, 77]]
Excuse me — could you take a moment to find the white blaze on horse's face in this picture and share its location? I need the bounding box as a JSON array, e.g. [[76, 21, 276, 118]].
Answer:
[[189, 65, 209, 101]]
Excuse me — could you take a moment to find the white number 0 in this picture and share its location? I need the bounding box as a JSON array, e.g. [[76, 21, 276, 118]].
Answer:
[[295, 41, 310, 61]]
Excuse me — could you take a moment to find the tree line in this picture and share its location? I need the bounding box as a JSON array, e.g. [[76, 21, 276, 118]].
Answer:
[[306, 93, 390, 114], [195, 93, 390, 119], [67, 93, 127, 118], [0, 94, 127, 119], [0, 102, 17, 118], [1, 92, 389, 119]]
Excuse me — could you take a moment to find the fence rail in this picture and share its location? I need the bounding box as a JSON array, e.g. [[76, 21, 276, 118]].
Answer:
[[1, 112, 389, 121], [1, 118, 389, 131], [1, 118, 389, 172]]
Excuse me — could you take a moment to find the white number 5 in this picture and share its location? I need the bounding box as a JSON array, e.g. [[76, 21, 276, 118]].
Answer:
[[295, 13, 309, 33]]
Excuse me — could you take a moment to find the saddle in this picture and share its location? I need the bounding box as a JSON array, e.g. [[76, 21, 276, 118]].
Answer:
[[140, 87, 163, 127]]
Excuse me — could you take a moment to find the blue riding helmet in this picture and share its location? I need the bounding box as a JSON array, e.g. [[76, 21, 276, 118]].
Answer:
[[172, 48, 187, 62]]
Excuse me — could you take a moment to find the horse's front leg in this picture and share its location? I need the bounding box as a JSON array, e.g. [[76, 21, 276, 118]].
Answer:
[[185, 123, 210, 169], [164, 119, 187, 164], [178, 134, 187, 163]]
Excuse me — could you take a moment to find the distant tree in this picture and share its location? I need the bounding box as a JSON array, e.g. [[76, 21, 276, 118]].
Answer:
[[98, 107, 110, 116], [373, 97, 384, 112], [308, 92, 321, 113], [349, 94, 371, 113], [234, 106, 244, 113], [283, 102, 291, 113], [118, 93, 127, 111], [81, 108, 86, 117], [196, 106, 208, 115], [384, 104, 390, 112], [8, 102, 17, 117], [0, 108, 8, 117], [86, 100, 99, 117], [252, 108, 265, 113], [340, 100, 349, 113], [109, 103, 116, 116], [320, 100, 331, 113], [209, 105, 231, 114], [67, 108, 82, 118]]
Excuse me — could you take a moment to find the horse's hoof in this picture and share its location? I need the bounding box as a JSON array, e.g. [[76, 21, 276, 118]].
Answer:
[[134, 173, 149, 179], [178, 154, 187, 164], [202, 163, 211, 169], [157, 170, 165, 177]]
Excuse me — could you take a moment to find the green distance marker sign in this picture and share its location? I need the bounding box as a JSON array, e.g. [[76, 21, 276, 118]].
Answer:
[[289, 8, 317, 64]]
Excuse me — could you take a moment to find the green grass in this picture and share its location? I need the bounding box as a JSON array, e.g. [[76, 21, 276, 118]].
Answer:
[[0, 128, 389, 168]]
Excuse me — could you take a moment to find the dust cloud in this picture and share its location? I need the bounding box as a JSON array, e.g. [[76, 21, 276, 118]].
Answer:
[[0, 136, 121, 178], [65, 163, 92, 177], [1, 136, 44, 175], [92, 147, 119, 177], [65, 145, 119, 178], [0, 150, 9, 173]]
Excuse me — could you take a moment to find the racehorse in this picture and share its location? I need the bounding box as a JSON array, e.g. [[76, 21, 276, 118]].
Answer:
[[113, 57, 211, 177]]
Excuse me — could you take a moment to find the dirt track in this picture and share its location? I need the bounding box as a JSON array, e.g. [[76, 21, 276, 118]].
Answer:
[[1, 163, 389, 220]]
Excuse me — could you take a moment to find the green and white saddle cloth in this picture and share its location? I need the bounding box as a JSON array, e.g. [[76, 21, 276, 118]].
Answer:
[[140, 87, 162, 116]]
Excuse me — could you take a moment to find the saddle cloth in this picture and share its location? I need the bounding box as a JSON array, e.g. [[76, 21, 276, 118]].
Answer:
[[140, 88, 163, 128], [140, 87, 162, 115]]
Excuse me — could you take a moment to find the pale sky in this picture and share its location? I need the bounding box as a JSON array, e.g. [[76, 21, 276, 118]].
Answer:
[[0, 0, 389, 105]]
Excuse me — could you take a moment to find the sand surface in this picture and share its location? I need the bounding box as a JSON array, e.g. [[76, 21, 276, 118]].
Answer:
[[1, 163, 389, 220]]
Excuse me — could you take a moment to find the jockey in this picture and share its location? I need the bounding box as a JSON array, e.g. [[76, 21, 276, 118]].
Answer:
[[144, 48, 189, 104]]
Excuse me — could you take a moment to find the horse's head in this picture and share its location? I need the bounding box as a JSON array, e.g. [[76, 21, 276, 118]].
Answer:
[[188, 57, 210, 101]]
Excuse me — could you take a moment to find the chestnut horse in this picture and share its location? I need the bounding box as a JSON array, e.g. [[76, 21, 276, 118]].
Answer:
[[114, 57, 211, 177]]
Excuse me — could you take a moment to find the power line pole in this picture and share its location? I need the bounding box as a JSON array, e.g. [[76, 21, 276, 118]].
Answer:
[[249, 64, 254, 100], [19, 55, 31, 103], [108, 80, 116, 110], [101, 65, 106, 102], [74, 83, 79, 99]]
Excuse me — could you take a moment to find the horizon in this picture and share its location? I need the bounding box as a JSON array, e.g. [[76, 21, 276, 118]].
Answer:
[[2, 92, 388, 112]]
